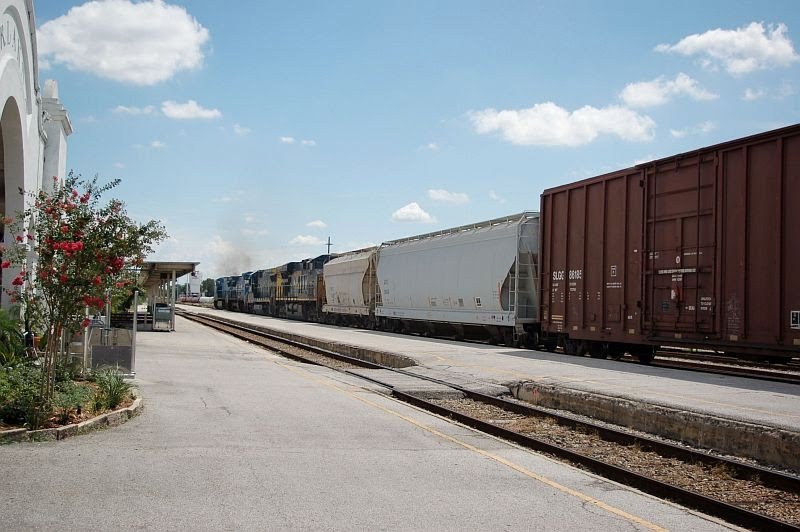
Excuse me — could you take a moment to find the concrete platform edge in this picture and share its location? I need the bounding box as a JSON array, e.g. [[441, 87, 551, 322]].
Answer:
[[511, 381, 800, 471], [246, 321, 417, 368]]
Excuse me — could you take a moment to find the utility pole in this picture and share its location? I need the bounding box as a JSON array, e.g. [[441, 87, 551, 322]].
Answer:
[[326, 236, 332, 255]]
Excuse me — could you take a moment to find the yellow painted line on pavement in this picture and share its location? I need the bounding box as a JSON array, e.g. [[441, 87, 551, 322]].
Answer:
[[275, 360, 668, 532]]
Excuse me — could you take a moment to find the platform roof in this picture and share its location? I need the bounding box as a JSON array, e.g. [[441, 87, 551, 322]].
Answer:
[[137, 261, 200, 291]]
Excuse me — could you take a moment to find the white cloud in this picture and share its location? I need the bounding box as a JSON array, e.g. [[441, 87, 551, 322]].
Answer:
[[619, 73, 718, 108], [150, 140, 167, 149], [743, 88, 767, 101], [419, 142, 439, 151], [743, 82, 797, 101], [37, 0, 209, 85], [427, 189, 470, 204], [289, 235, 325, 246], [113, 162, 125, 169], [306, 220, 327, 229], [113, 105, 155, 115], [777, 82, 796, 99], [469, 102, 655, 146], [233, 123, 251, 136], [391, 202, 435, 223], [655, 22, 799, 75], [162, 100, 221, 120], [280, 137, 315, 146], [212, 195, 233, 203], [241, 228, 269, 237], [489, 190, 506, 204], [80, 115, 97, 123], [670, 121, 717, 138]]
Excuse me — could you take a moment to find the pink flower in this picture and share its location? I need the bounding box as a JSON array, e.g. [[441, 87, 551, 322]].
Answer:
[[93, 275, 102, 286], [81, 318, 91, 328], [11, 276, 23, 286], [1, 261, 10, 268], [2, 216, 12, 225], [14, 235, 22, 242]]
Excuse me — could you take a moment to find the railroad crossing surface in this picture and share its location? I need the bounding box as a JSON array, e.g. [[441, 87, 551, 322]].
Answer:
[[0, 317, 735, 530], [181, 306, 800, 472]]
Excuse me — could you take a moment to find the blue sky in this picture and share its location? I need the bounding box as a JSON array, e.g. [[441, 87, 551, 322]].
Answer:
[[34, 0, 800, 279]]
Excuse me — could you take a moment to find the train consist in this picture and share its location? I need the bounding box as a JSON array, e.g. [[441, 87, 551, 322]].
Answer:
[[215, 213, 539, 346], [215, 124, 800, 364]]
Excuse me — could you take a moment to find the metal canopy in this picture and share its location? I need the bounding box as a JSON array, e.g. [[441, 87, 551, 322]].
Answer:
[[136, 261, 200, 332], [138, 261, 199, 291]]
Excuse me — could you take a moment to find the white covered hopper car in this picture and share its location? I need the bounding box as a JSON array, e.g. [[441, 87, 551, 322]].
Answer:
[[321, 212, 540, 346]]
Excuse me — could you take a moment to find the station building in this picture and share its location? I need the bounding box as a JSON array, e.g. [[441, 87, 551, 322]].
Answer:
[[0, 0, 71, 306]]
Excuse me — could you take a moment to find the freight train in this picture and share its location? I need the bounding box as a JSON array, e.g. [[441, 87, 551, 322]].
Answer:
[[214, 124, 800, 364]]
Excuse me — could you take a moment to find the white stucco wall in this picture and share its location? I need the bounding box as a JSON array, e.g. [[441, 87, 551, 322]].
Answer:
[[0, 0, 71, 308]]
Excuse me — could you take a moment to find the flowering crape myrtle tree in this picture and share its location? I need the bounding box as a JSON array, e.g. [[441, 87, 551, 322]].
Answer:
[[2, 172, 166, 410]]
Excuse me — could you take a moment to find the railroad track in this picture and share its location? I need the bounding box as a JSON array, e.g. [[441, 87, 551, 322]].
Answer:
[[179, 310, 800, 531], [178, 305, 800, 385], [618, 353, 800, 385]]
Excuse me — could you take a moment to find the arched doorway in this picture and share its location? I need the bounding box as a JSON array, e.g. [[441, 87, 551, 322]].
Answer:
[[1, 96, 24, 308]]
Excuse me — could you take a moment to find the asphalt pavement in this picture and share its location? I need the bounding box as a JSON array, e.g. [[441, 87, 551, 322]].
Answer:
[[0, 317, 737, 531]]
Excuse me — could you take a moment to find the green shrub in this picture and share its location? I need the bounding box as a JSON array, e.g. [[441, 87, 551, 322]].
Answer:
[[89, 390, 105, 414], [93, 368, 134, 410], [54, 357, 85, 383], [0, 309, 25, 367], [0, 365, 49, 428], [53, 380, 92, 424]]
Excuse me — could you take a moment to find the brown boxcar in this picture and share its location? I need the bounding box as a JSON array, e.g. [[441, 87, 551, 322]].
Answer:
[[539, 124, 800, 362]]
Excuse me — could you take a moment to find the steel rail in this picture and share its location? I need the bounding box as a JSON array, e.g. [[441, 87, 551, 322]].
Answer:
[[181, 304, 800, 384], [179, 310, 800, 531], [641, 357, 800, 385]]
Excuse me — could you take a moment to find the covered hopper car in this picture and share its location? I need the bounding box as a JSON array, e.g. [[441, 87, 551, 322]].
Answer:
[[374, 212, 539, 346]]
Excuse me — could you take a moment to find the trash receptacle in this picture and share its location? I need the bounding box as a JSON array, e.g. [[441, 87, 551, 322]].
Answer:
[[153, 305, 172, 331]]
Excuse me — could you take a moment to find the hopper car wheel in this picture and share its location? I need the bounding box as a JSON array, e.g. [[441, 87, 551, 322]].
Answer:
[[503, 329, 516, 348]]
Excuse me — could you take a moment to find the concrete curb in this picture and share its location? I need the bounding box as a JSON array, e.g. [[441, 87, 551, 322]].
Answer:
[[510, 381, 800, 471], [243, 320, 416, 369], [0, 396, 143, 444]]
